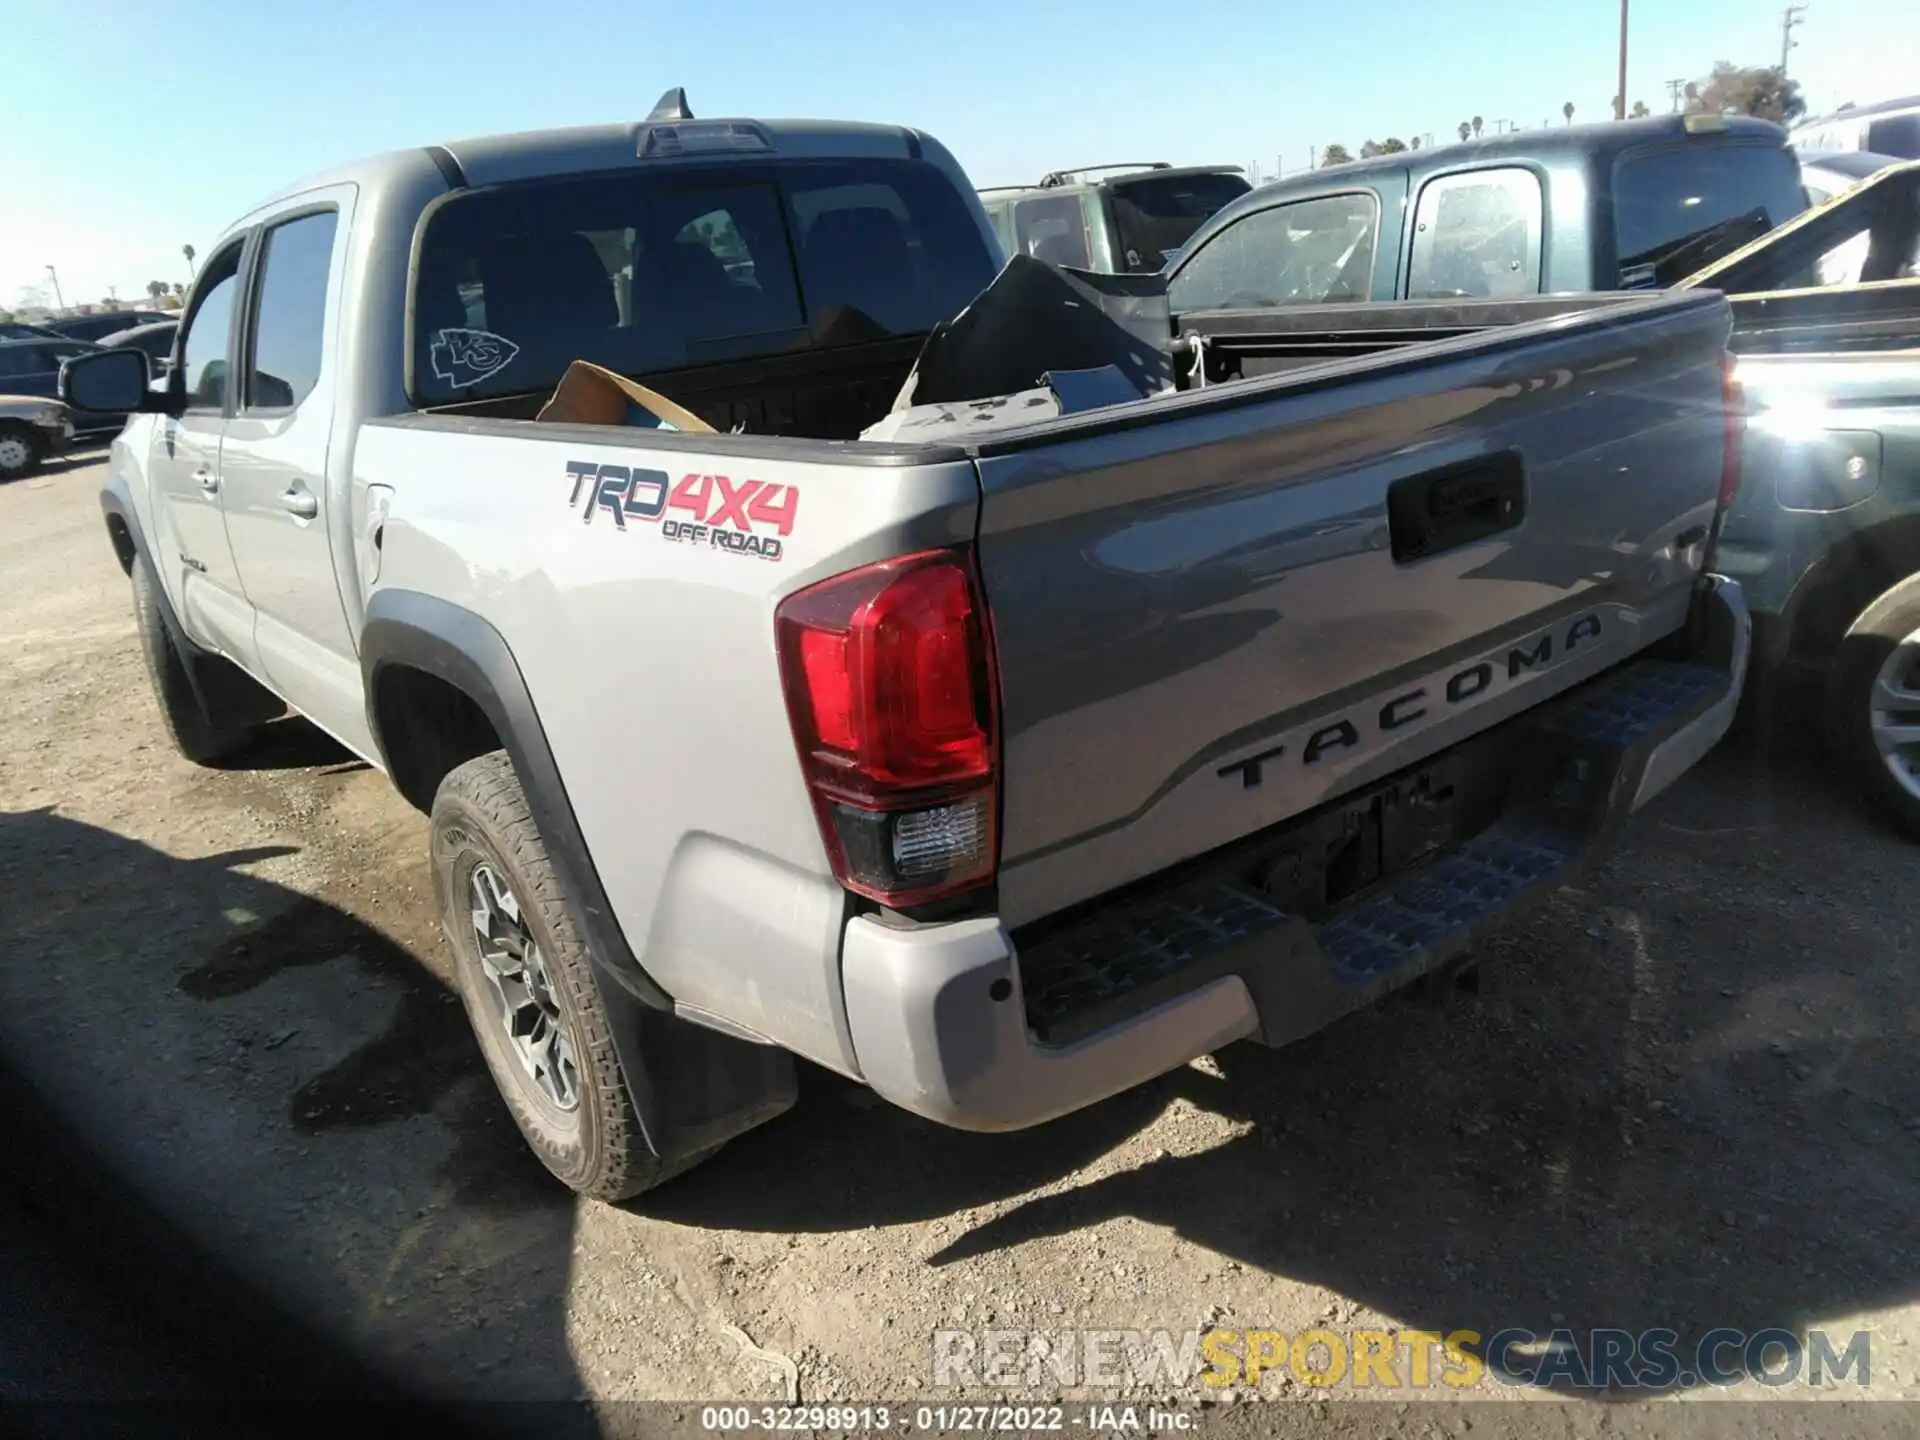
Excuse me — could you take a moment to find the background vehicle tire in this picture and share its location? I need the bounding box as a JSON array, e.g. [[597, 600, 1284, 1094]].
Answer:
[[0, 423, 45, 481], [1828, 581, 1920, 841], [432, 750, 710, 1200], [131, 560, 260, 764]]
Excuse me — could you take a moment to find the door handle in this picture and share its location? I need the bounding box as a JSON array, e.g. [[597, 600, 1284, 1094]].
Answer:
[[279, 484, 319, 521], [194, 469, 219, 495]]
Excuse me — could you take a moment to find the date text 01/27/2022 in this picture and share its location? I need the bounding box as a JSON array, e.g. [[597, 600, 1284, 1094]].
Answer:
[[698, 1406, 1193, 1434], [567, 460, 798, 561]]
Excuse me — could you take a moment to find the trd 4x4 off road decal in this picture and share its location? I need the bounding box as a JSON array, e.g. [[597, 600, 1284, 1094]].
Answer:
[[566, 461, 796, 562]]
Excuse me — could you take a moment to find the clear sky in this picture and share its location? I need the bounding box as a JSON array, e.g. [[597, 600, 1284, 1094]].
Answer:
[[2, 0, 1910, 305]]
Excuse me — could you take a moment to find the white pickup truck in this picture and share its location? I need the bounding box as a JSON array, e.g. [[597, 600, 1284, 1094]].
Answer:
[[65, 95, 1750, 1198]]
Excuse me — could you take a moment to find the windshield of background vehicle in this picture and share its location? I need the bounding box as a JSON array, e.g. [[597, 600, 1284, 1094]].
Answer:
[[410, 158, 999, 406], [1612, 142, 1808, 283], [1108, 172, 1253, 271]]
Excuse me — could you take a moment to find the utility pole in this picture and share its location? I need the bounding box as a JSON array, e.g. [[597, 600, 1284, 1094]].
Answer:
[[1667, 77, 1687, 112], [1781, 4, 1806, 78], [1615, 0, 1630, 120], [44, 265, 64, 311]]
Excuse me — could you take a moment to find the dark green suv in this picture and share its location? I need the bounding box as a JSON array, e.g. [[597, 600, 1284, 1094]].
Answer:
[[978, 163, 1251, 274]]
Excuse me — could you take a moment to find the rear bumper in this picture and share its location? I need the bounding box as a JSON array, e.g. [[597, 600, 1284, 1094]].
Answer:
[[842, 576, 1750, 1132]]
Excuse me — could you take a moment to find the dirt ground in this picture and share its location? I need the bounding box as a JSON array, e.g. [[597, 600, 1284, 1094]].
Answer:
[[3, 457, 1918, 1427]]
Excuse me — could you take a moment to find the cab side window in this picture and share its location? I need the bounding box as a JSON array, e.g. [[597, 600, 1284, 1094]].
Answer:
[[179, 244, 246, 411], [1408, 168, 1543, 299], [1168, 192, 1381, 312]]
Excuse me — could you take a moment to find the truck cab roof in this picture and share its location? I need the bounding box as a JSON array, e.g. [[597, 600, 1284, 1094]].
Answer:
[[236, 89, 960, 232]]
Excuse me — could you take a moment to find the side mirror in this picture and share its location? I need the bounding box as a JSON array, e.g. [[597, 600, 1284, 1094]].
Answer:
[[60, 348, 163, 414]]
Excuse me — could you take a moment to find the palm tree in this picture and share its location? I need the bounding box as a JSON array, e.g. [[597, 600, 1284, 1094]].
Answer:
[[1563, 101, 1575, 124], [146, 280, 167, 304], [1458, 121, 1471, 142], [182, 243, 196, 278], [1471, 115, 1483, 138]]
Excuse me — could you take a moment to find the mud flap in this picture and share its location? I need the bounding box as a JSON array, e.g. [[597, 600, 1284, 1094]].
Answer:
[[587, 953, 797, 1173]]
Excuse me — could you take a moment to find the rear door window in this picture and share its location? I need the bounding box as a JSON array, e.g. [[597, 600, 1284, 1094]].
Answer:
[[1866, 114, 1920, 159], [1408, 168, 1543, 298], [1169, 191, 1382, 311], [411, 159, 997, 404], [245, 210, 338, 411], [1612, 143, 1806, 284]]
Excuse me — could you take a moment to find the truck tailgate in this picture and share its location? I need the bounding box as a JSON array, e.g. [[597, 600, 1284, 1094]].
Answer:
[[974, 290, 1732, 928]]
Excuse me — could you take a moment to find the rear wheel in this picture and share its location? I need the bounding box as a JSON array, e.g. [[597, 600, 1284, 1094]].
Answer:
[[431, 751, 726, 1199], [1829, 583, 1920, 840], [131, 560, 260, 764], [0, 423, 44, 481]]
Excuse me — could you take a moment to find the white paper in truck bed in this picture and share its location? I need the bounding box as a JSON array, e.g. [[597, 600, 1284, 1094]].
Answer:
[[858, 366, 1152, 443]]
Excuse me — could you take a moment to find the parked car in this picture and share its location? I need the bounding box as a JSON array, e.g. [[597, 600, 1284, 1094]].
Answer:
[[45, 310, 172, 344], [100, 320, 178, 377], [1162, 114, 1806, 312], [65, 92, 1748, 1200], [1792, 95, 1920, 161], [0, 338, 123, 438], [1799, 149, 1905, 205], [979, 163, 1251, 273], [0, 395, 73, 479], [1673, 159, 1920, 837]]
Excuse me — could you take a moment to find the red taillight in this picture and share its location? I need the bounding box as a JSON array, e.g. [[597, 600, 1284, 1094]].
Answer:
[[1719, 353, 1744, 509], [776, 548, 999, 906]]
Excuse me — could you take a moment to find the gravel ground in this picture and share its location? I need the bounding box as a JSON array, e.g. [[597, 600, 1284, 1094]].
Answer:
[[2, 458, 1917, 1431]]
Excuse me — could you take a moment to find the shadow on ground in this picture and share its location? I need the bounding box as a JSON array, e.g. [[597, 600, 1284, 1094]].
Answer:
[[0, 806, 590, 1428], [5, 685, 1913, 1409], [651, 697, 1920, 1396], [208, 713, 370, 775]]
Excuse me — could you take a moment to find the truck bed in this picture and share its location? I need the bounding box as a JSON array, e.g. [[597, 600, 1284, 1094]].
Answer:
[[357, 287, 1735, 1085]]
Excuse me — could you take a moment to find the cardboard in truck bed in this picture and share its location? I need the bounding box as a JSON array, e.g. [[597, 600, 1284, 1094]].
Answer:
[[536, 360, 716, 433]]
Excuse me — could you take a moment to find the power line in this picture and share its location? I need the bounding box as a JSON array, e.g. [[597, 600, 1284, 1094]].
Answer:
[[1667, 77, 1687, 112]]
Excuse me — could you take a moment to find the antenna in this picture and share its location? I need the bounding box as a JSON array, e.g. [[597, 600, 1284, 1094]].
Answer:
[[647, 87, 693, 122]]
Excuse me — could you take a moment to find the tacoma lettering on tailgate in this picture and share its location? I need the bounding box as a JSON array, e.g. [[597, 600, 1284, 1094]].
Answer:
[[1217, 613, 1604, 790]]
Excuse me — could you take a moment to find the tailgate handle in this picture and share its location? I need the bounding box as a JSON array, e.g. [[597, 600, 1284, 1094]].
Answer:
[[1387, 450, 1526, 563]]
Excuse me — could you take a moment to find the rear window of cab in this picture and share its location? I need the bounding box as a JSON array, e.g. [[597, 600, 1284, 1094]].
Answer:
[[410, 158, 998, 406]]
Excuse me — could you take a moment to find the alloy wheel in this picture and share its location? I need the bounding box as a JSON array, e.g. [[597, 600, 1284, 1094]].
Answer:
[[469, 861, 581, 1111]]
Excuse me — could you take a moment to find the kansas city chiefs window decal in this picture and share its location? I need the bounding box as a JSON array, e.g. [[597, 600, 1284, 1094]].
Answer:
[[429, 328, 520, 387]]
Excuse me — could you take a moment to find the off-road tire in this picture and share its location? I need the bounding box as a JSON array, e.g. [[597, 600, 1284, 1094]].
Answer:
[[0, 423, 45, 481], [131, 560, 259, 764], [432, 750, 707, 1200], [1829, 582, 1920, 841]]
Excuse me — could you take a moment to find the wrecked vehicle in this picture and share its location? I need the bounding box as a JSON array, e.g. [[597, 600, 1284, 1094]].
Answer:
[[67, 90, 1749, 1199], [979, 163, 1250, 273], [1675, 158, 1920, 836]]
